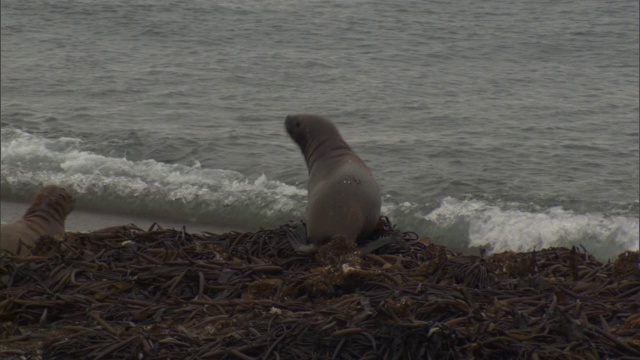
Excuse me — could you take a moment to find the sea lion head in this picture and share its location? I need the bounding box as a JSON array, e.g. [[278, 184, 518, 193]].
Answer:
[[25, 185, 76, 219], [285, 114, 350, 168]]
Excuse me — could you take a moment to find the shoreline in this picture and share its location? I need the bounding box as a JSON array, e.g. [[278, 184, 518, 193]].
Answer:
[[0, 199, 244, 235], [2, 198, 637, 262]]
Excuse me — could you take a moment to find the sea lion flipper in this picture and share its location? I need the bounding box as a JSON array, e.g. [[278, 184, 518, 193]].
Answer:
[[285, 222, 316, 254], [358, 234, 400, 254]]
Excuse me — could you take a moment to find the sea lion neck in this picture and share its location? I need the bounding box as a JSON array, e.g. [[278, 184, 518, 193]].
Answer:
[[304, 133, 352, 173]]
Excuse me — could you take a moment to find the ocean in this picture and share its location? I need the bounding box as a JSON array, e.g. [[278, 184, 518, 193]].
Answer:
[[1, 0, 638, 261]]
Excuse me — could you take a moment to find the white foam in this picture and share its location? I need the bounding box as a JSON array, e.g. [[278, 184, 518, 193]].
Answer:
[[424, 196, 639, 260], [2, 129, 638, 260], [1, 128, 306, 227]]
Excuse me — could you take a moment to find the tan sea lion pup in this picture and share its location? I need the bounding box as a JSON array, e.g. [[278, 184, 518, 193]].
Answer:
[[285, 114, 382, 253], [0, 185, 75, 255]]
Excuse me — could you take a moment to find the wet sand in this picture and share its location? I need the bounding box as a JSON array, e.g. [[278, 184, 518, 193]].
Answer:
[[1, 200, 239, 234]]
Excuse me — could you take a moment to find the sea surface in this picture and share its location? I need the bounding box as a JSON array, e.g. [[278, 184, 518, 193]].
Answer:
[[1, 0, 638, 260]]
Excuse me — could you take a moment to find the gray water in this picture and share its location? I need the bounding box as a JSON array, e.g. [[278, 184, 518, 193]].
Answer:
[[2, 0, 638, 260]]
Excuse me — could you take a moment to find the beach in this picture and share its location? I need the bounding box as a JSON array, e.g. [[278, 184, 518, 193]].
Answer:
[[1, 0, 639, 356]]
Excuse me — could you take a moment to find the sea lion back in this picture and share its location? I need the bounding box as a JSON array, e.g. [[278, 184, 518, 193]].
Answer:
[[285, 114, 381, 249]]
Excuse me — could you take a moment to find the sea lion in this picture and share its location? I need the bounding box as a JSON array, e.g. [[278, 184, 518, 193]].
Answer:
[[285, 114, 381, 253], [0, 185, 75, 255]]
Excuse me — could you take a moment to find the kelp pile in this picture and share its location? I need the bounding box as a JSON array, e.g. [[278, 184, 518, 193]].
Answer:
[[1, 218, 639, 359]]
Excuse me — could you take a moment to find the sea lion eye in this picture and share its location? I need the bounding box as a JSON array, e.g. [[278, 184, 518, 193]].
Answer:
[[295, 121, 301, 128]]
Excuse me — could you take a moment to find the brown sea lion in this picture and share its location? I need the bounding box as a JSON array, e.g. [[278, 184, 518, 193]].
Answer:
[[285, 114, 381, 253], [0, 185, 75, 255]]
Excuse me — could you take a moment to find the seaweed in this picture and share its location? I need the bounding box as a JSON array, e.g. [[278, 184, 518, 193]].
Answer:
[[1, 218, 638, 359]]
